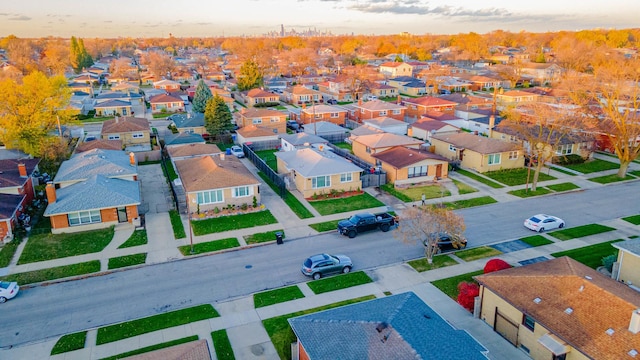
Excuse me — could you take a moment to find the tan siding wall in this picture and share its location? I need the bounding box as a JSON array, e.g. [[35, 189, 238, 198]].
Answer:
[[299, 172, 361, 199], [618, 251, 640, 286], [187, 185, 260, 213]]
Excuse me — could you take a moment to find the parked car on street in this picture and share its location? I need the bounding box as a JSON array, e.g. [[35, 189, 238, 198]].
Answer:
[[524, 214, 565, 232], [0, 281, 19, 303], [423, 233, 467, 253], [326, 99, 338, 105], [229, 145, 245, 158], [301, 253, 352, 280]]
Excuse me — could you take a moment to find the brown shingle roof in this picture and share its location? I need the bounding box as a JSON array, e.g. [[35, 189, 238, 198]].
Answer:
[[75, 139, 122, 153], [101, 117, 150, 134], [149, 93, 183, 103], [404, 96, 458, 107], [175, 155, 258, 192], [236, 125, 277, 137], [246, 88, 275, 98], [353, 133, 423, 149], [371, 146, 447, 168], [411, 119, 458, 131], [432, 132, 518, 154], [476, 257, 640, 360], [354, 100, 406, 111], [167, 144, 222, 158]]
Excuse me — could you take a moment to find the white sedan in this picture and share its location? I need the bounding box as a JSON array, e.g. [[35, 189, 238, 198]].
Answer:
[[0, 281, 19, 303], [229, 145, 245, 158], [524, 214, 565, 232]]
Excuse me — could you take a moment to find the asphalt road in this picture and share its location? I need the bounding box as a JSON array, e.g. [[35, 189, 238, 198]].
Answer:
[[1, 181, 639, 348]]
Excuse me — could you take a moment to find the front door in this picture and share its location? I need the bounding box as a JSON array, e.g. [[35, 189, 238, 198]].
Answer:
[[117, 207, 128, 223], [436, 164, 442, 178]]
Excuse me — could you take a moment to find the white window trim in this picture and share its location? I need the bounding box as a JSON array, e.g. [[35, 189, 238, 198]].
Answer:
[[108, 134, 121, 140], [196, 189, 224, 205], [68, 209, 101, 226], [312, 175, 331, 189], [233, 186, 253, 198], [449, 144, 456, 152], [488, 153, 501, 165], [340, 172, 352, 183]]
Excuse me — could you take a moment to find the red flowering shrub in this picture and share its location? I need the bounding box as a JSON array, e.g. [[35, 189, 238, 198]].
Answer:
[[457, 281, 479, 311], [483, 259, 511, 274]]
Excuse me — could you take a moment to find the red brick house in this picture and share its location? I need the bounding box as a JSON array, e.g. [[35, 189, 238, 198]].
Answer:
[[300, 104, 348, 126], [244, 88, 280, 107], [403, 96, 458, 119], [351, 99, 406, 122], [0, 159, 40, 242], [149, 93, 185, 114]]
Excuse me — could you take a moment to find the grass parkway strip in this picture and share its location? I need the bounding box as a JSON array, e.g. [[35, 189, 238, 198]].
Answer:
[[306, 271, 373, 294], [254, 285, 305, 308], [548, 223, 616, 241], [190, 211, 278, 236], [96, 304, 219, 345], [551, 240, 622, 269]]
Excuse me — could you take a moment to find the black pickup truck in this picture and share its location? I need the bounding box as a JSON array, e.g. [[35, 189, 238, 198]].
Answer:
[[337, 212, 396, 238]]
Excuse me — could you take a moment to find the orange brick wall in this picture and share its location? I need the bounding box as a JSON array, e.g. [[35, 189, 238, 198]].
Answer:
[[101, 208, 118, 222], [300, 112, 346, 126], [126, 205, 138, 222], [298, 343, 310, 360], [49, 214, 69, 229], [0, 221, 9, 240]]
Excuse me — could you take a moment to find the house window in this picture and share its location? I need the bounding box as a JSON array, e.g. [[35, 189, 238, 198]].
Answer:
[[379, 110, 387, 116], [408, 166, 427, 178], [312, 176, 331, 189], [132, 132, 144, 138], [330, 112, 339, 118], [449, 144, 456, 152], [68, 209, 101, 226], [365, 146, 371, 154], [488, 153, 501, 165], [392, 109, 401, 115], [196, 189, 223, 204], [108, 134, 121, 140], [270, 117, 280, 123], [509, 151, 518, 160], [233, 186, 253, 198], [315, 114, 322, 119], [361, 108, 365, 114], [523, 315, 535, 331], [340, 173, 352, 182], [556, 144, 572, 155], [252, 118, 262, 124]]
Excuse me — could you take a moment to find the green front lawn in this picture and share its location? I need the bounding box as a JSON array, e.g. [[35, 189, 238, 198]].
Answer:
[[455, 169, 504, 188], [191, 211, 278, 235], [549, 224, 616, 241], [551, 240, 622, 269], [178, 237, 240, 255], [101, 336, 199, 360], [563, 158, 620, 174], [118, 230, 148, 249], [169, 210, 186, 239], [440, 196, 497, 210], [163, 158, 179, 182], [548, 166, 578, 176], [258, 172, 314, 219], [333, 142, 353, 153], [546, 182, 580, 192], [51, 331, 87, 355], [519, 235, 554, 247], [381, 183, 450, 202], [309, 193, 385, 215], [97, 304, 219, 345], [152, 112, 174, 119], [263, 296, 376, 360], [452, 179, 478, 194], [108, 253, 147, 270], [308, 219, 341, 232], [588, 174, 634, 184], [484, 168, 556, 186], [254, 286, 305, 308], [245, 230, 284, 244], [19, 227, 114, 264], [211, 330, 235, 360], [622, 214, 640, 225], [408, 255, 458, 272], [431, 270, 485, 300], [307, 271, 373, 294], [0, 239, 21, 267], [455, 247, 503, 262], [0, 260, 101, 285], [508, 187, 552, 198]]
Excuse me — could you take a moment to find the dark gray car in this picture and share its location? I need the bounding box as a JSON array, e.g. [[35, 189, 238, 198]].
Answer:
[[301, 253, 352, 280]]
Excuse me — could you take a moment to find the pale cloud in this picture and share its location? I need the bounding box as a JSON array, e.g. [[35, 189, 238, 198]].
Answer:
[[9, 15, 31, 21]]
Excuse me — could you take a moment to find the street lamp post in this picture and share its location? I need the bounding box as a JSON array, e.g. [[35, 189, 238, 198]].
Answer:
[[188, 212, 194, 254]]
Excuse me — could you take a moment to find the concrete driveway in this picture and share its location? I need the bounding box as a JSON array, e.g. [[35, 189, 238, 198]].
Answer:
[[137, 163, 175, 214]]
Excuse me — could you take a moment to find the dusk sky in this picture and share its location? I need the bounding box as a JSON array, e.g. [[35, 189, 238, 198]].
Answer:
[[1, 0, 638, 38]]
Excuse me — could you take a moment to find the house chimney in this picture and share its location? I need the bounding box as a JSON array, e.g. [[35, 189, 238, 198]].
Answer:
[[115, 116, 119, 123], [129, 152, 136, 166], [489, 115, 495, 138], [18, 163, 27, 178], [397, 95, 401, 104], [45, 182, 56, 204], [630, 309, 640, 334], [358, 99, 362, 106]]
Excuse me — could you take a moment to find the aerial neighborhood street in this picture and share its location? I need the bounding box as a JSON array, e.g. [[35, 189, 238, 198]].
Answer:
[[1, 18, 640, 360]]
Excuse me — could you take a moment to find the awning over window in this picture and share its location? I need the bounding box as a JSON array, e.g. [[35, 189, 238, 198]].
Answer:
[[538, 333, 570, 355]]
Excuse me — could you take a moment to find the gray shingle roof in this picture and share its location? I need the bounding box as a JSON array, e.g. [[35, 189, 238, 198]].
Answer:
[[288, 292, 488, 360], [275, 148, 361, 177], [54, 149, 136, 183], [613, 238, 640, 256], [170, 113, 205, 128], [44, 174, 140, 215], [280, 133, 328, 146]]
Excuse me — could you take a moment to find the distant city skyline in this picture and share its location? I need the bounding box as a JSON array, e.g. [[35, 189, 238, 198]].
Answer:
[[1, 0, 639, 38]]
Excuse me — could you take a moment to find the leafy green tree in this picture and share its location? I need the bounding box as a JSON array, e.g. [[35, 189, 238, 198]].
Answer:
[[0, 71, 73, 157], [192, 79, 213, 113], [70, 37, 93, 73], [204, 95, 234, 139], [237, 58, 263, 91]]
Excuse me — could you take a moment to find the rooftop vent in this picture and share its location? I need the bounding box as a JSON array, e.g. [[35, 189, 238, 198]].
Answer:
[[533, 297, 542, 304], [564, 308, 574, 315], [376, 322, 388, 333], [585, 275, 593, 280], [630, 349, 638, 357], [606, 328, 615, 336], [579, 285, 585, 292]]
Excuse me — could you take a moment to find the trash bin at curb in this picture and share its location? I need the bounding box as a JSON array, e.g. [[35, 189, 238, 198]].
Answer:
[[275, 232, 284, 245]]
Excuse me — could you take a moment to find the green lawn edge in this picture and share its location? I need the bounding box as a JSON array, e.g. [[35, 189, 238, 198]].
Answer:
[[51, 331, 87, 355], [254, 285, 305, 308], [306, 271, 373, 294]]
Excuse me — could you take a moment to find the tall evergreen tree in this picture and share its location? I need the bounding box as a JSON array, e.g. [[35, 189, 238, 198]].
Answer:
[[204, 95, 234, 139], [70, 37, 93, 73], [192, 79, 213, 113], [237, 58, 263, 91], [78, 38, 93, 70]]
